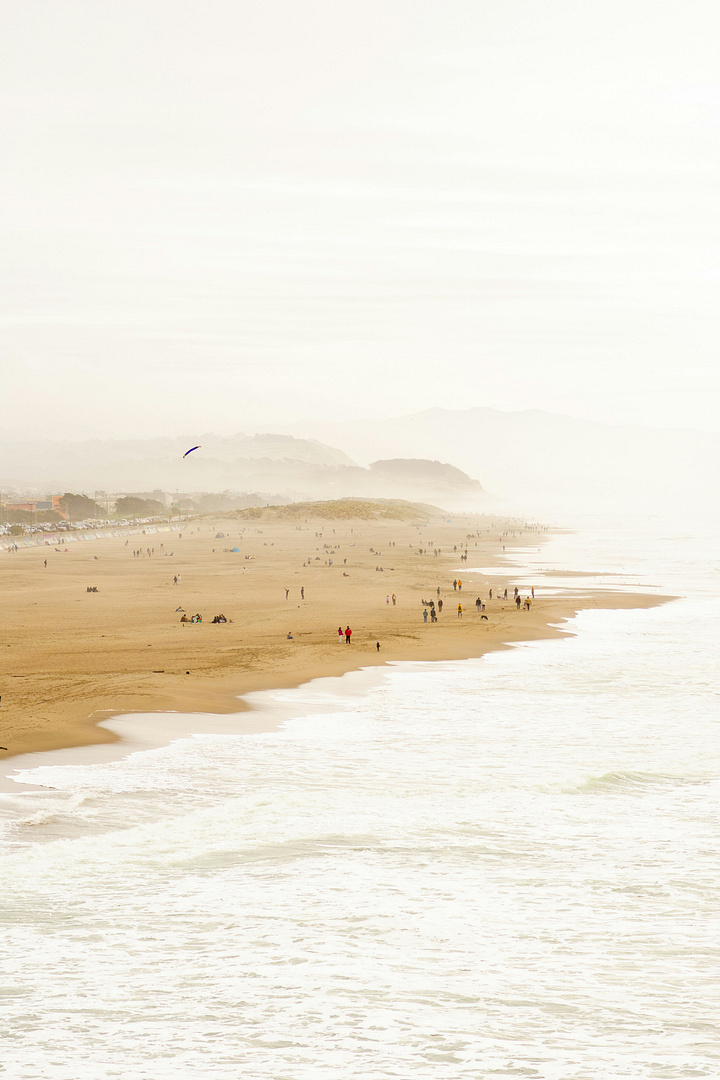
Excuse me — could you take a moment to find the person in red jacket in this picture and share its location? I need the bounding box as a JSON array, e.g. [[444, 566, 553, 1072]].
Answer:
[[345, 625, 352, 644]]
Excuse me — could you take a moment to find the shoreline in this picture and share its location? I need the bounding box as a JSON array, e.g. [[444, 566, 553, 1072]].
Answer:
[[0, 509, 671, 774], [0, 594, 667, 795]]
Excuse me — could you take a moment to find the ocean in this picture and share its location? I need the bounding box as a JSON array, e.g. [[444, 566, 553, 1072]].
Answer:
[[2, 508, 719, 1079]]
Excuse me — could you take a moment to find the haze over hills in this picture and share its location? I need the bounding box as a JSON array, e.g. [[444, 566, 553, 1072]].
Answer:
[[277, 407, 720, 504], [0, 433, 484, 509], [3, 407, 715, 512]]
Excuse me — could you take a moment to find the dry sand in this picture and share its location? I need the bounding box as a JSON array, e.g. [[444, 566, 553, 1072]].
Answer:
[[0, 508, 664, 762]]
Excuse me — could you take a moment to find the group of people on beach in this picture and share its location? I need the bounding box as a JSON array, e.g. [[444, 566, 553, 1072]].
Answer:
[[179, 612, 229, 623], [333, 625, 381, 651], [415, 580, 537, 621], [422, 600, 438, 622]]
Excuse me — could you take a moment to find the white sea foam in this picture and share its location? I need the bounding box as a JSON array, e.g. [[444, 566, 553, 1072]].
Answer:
[[1, 511, 719, 1078]]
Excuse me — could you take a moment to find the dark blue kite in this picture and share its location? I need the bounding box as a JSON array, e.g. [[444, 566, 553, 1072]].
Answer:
[[183, 445, 201, 458]]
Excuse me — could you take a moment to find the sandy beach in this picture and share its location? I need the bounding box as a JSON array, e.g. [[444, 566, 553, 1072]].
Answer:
[[0, 505, 664, 762]]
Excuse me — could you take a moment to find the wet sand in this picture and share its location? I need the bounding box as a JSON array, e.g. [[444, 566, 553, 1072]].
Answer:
[[0, 510, 665, 762]]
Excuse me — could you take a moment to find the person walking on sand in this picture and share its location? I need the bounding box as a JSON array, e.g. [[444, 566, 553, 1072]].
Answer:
[[453, 579, 457, 590], [285, 588, 289, 599], [423, 608, 428, 622], [338, 626, 343, 644], [392, 594, 396, 605], [438, 598, 443, 613], [531, 585, 535, 599], [457, 603, 463, 617], [476, 597, 481, 611], [301, 587, 304, 600], [386, 595, 390, 604], [345, 625, 352, 644], [458, 580, 462, 591]]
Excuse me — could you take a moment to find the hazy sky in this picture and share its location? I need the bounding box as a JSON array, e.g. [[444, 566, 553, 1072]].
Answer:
[[2, 0, 719, 438]]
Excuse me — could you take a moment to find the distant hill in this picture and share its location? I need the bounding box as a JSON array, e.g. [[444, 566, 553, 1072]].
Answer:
[[0, 434, 486, 509], [278, 407, 720, 503], [231, 498, 444, 521], [0, 433, 353, 490], [369, 458, 484, 498]]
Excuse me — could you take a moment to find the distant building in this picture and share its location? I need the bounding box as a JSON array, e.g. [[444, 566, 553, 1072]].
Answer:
[[4, 497, 61, 515]]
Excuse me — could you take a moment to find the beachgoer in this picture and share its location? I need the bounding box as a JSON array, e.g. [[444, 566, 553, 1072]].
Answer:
[[338, 626, 343, 644], [438, 598, 443, 613], [392, 594, 396, 605], [285, 589, 289, 599], [386, 595, 390, 604], [457, 603, 463, 617], [423, 609, 428, 622], [476, 597, 481, 611], [531, 586, 535, 598], [301, 587, 304, 600], [376, 641, 380, 651], [453, 579, 457, 590], [489, 588, 492, 599], [345, 625, 352, 644], [458, 580, 462, 591]]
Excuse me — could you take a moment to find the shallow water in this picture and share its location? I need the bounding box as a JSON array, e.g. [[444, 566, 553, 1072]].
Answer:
[[2, 511, 719, 1079]]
